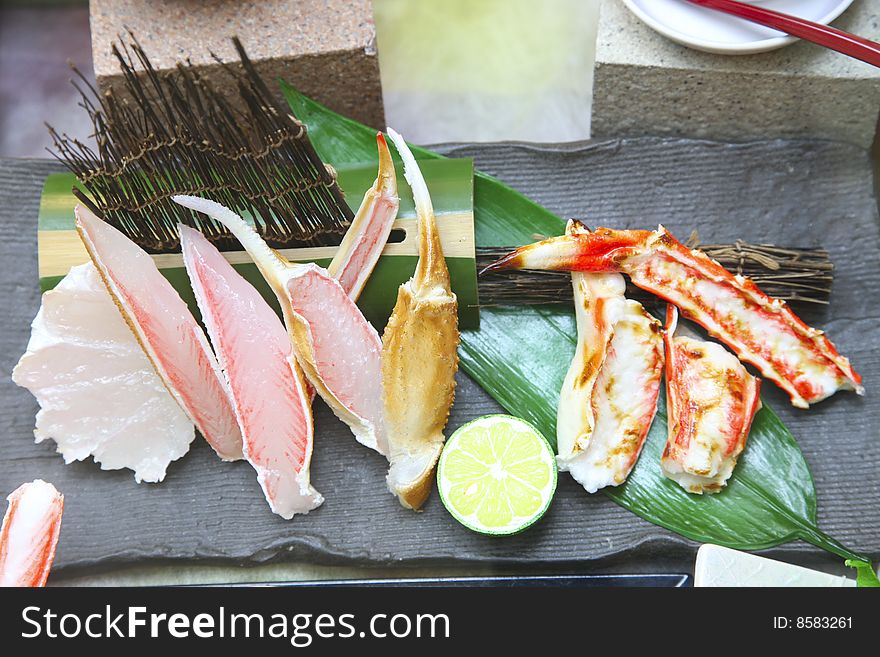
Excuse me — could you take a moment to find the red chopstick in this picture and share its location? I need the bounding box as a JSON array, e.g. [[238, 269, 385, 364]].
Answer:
[[685, 0, 880, 67]]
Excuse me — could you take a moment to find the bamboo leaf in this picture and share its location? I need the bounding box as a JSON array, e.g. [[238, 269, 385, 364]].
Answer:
[[845, 560, 880, 587], [38, 160, 480, 330], [281, 81, 866, 560]]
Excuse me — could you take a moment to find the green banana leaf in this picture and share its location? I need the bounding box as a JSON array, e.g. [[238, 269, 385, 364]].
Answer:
[[281, 81, 865, 561]]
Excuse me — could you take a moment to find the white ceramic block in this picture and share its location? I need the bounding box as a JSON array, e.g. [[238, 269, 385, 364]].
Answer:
[[695, 544, 857, 587]]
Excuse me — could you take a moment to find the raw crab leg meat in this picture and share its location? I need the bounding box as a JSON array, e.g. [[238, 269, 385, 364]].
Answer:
[[76, 205, 243, 460], [382, 128, 459, 510], [485, 226, 862, 408], [557, 223, 664, 493], [12, 263, 194, 482], [176, 135, 397, 516], [175, 134, 397, 459], [0, 481, 63, 587], [662, 306, 762, 494], [173, 196, 387, 455], [328, 133, 400, 299], [181, 226, 322, 518]]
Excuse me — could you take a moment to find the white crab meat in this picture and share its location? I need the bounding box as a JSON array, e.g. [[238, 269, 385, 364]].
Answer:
[[12, 263, 194, 482]]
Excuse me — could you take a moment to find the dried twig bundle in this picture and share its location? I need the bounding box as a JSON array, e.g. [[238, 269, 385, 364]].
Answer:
[[477, 240, 832, 306], [48, 34, 352, 252]]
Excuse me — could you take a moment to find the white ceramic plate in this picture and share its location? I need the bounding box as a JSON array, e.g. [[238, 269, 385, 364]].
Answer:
[[622, 0, 855, 55]]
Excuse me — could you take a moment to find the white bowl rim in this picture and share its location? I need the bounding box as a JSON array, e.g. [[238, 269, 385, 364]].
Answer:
[[621, 0, 856, 55]]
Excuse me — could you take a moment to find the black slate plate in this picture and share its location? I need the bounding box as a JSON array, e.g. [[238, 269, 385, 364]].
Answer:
[[248, 575, 691, 587], [1, 137, 878, 577]]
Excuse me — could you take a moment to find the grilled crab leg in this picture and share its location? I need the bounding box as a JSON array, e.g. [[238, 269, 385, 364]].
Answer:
[[662, 306, 762, 494], [485, 226, 862, 408], [557, 221, 664, 493], [382, 129, 459, 510], [0, 481, 63, 587]]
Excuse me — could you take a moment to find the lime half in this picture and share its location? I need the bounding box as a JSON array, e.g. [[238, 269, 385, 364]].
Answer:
[[437, 414, 557, 536]]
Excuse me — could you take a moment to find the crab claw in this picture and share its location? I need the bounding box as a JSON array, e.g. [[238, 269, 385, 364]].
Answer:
[[381, 128, 459, 510], [481, 228, 652, 274], [0, 481, 64, 587]]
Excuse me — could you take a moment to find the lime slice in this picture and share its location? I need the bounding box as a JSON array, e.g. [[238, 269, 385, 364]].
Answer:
[[437, 414, 557, 536]]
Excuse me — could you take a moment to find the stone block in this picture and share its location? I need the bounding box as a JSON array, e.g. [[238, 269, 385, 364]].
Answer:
[[592, 0, 880, 147], [90, 0, 384, 129]]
